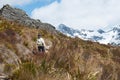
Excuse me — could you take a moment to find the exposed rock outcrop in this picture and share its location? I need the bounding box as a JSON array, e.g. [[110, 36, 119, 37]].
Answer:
[[0, 4, 57, 34]]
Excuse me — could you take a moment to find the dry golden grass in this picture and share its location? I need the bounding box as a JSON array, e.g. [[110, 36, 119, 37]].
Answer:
[[0, 17, 120, 80]]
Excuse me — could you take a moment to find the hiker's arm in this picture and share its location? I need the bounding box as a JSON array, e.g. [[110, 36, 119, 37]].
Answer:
[[42, 39, 46, 48], [43, 40, 46, 47]]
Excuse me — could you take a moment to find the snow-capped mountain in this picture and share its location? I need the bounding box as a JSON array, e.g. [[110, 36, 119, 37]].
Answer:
[[57, 24, 120, 46]]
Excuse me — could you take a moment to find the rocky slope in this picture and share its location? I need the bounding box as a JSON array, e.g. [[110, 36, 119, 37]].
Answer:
[[0, 4, 57, 34], [0, 5, 120, 80], [57, 24, 120, 46]]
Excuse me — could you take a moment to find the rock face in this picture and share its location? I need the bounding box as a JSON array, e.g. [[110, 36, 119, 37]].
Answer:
[[0, 4, 56, 33]]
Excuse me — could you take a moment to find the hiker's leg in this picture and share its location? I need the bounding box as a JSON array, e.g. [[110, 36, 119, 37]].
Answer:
[[38, 46, 41, 52], [39, 46, 44, 53], [38, 46, 45, 54], [42, 46, 45, 52], [40, 46, 45, 53]]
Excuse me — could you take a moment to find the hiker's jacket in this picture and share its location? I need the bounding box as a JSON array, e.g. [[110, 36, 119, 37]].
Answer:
[[37, 38, 45, 47]]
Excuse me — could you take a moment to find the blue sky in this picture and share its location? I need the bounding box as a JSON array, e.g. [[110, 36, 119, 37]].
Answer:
[[16, 0, 61, 15], [0, 0, 120, 30]]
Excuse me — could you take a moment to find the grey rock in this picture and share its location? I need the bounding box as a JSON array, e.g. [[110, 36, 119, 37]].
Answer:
[[0, 4, 57, 34], [0, 44, 20, 65]]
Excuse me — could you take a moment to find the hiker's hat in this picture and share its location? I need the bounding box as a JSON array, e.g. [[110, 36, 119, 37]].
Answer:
[[38, 34, 41, 37]]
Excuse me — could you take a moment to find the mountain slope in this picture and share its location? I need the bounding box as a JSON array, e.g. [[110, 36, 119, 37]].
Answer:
[[57, 24, 120, 46], [0, 4, 57, 34], [0, 5, 120, 80]]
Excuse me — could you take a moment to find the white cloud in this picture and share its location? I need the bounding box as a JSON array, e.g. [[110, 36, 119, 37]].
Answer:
[[0, 0, 33, 8], [31, 0, 120, 30]]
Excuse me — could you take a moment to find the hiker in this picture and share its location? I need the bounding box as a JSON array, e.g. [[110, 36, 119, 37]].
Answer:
[[37, 34, 46, 53]]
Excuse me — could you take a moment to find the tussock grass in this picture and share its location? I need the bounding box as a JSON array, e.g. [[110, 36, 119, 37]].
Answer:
[[0, 17, 120, 80]]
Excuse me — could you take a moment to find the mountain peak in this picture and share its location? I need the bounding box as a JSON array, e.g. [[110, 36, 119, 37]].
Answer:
[[58, 24, 72, 30], [59, 24, 66, 27], [112, 26, 120, 32], [57, 24, 80, 36], [0, 4, 29, 20], [58, 24, 120, 46], [0, 4, 56, 34], [2, 4, 11, 8]]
